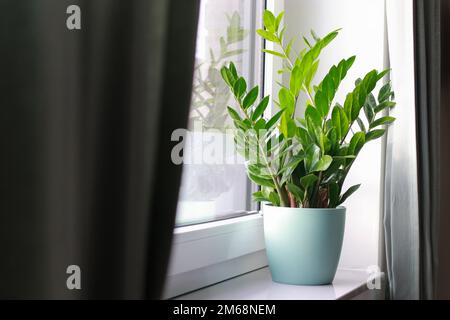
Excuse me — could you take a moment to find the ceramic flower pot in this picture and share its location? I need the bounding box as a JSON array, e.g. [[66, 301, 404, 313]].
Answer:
[[263, 205, 346, 285]]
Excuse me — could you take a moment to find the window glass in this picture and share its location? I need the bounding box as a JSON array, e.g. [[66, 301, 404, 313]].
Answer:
[[176, 0, 262, 226]]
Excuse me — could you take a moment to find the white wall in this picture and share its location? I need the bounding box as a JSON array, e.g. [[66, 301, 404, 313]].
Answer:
[[282, 0, 387, 270]]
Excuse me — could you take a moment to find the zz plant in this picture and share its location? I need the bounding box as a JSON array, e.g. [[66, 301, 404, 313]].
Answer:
[[220, 10, 396, 208]]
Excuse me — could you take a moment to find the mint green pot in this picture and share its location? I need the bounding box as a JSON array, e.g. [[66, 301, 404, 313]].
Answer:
[[263, 205, 346, 285]]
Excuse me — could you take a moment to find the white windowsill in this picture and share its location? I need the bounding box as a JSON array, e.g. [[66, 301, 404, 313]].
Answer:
[[175, 267, 385, 300], [164, 213, 267, 298]]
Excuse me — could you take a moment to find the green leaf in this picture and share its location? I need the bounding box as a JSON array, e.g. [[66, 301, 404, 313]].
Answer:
[[348, 132, 365, 156], [220, 66, 232, 87], [375, 101, 396, 113], [227, 61, 237, 77], [265, 108, 285, 130], [287, 183, 304, 202], [243, 86, 259, 109], [314, 90, 329, 118], [378, 82, 392, 102], [289, 66, 303, 96], [328, 183, 340, 208], [365, 129, 386, 142], [248, 172, 275, 188], [227, 107, 242, 122], [305, 144, 321, 173], [269, 192, 280, 206], [369, 116, 395, 129], [305, 104, 322, 127], [311, 155, 333, 172], [300, 174, 318, 189], [294, 30, 340, 97], [275, 11, 285, 31], [286, 38, 295, 57], [247, 164, 271, 179], [233, 77, 247, 99], [345, 70, 383, 122], [314, 56, 355, 118], [263, 10, 276, 32], [356, 118, 366, 133], [331, 105, 349, 141], [262, 49, 285, 58], [377, 69, 390, 81], [339, 184, 361, 205], [254, 118, 266, 131], [252, 191, 269, 203], [296, 127, 311, 146], [281, 118, 297, 138], [278, 87, 295, 115], [364, 94, 376, 123], [279, 153, 305, 175], [344, 92, 353, 120], [303, 36, 312, 48], [256, 29, 278, 42], [304, 60, 319, 89], [252, 96, 270, 121]]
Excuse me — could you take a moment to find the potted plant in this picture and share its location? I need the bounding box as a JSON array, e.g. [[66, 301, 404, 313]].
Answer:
[[220, 10, 396, 285]]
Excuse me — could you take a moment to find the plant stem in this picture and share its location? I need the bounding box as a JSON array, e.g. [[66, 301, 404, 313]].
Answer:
[[276, 39, 315, 107], [237, 101, 289, 207], [311, 171, 323, 208]]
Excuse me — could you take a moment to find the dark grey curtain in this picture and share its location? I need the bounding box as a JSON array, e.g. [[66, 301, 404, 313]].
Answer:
[[0, 0, 199, 299], [384, 0, 442, 300], [413, 0, 441, 300], [438, 1, 450, 300]]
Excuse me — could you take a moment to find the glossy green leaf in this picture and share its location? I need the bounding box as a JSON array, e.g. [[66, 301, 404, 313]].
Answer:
[[233, 77, 247, 99], [227, 107, 242, 122], [305, 144, 321, 173], [275, 11, 285, 32], [369, 116, 395, 129], [365, 129, 386, 142], [356, 118, 366, 133], [256, 29, 278, 42], [252, 96, 270, 121], [262, 10, 276, 32], [290, 66, 303, 96], [287, 183, 304, 202], [311, 155, 333, 172], [220, 66, 233, 87], [338, 184, 361, 205], [348, 132, 365, 156], [278, 87, 295, 114], [328, 183, 340, 208], [262, 49, 285, 58], [300, 174, 318, 189], [243, 86, 259, 109], [265, 108, 285, 130], [375, 101, 396, 113], [305, 104, 322, 127], [252, 191, 269, 203], [228, 62, 238, 80], [269, 192, 281, 206], [314, 56, 355, 117], [331, 105, 349, 141], [248, 172, 275, 188], [378, 82, 392, 102]]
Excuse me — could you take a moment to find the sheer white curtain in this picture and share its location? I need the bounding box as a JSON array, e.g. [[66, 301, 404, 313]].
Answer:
[[384, 0, 420, 299]]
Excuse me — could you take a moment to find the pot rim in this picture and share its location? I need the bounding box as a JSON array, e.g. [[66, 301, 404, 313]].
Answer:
[[263, 204, 346, 214]]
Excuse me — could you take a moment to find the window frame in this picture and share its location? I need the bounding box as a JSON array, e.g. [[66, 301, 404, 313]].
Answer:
[[165, 0, 283, 299]]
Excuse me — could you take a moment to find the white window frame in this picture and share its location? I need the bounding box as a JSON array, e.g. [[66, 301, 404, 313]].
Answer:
[[164, 0, 283, 299]]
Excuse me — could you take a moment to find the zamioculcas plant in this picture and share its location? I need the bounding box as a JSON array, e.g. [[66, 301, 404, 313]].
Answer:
[[220, 10, 396, 209]]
